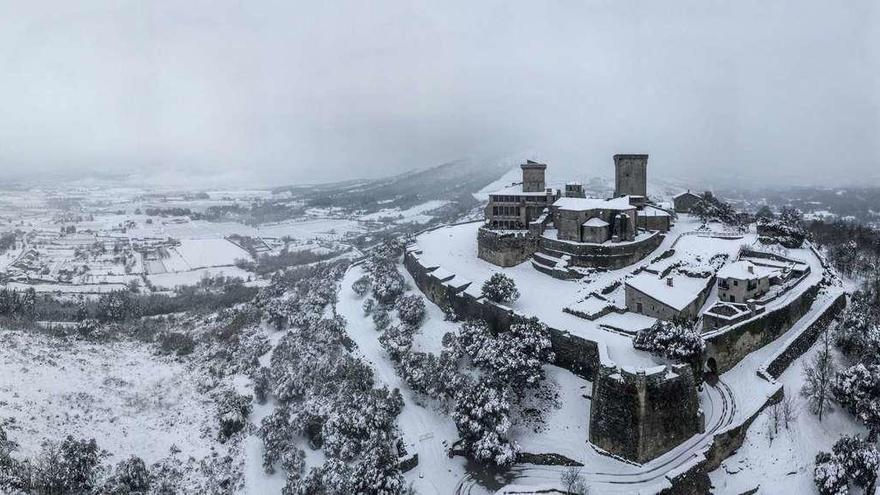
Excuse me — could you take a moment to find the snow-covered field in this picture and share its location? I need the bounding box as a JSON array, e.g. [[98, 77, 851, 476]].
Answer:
[[0, 329, 222, 464], [361, 200, 451, 225], [174, 238, 252, 270]]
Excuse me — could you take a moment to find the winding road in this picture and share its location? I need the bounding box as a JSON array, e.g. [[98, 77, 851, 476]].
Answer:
[[454, 378, 737, 494]]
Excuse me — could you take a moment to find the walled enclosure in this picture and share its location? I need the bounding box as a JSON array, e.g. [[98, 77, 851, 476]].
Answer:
[[477, 227, 539, 268], [539, 231, 664, 270], [704, 281, 821, 374], [404, 248, 702, 463]]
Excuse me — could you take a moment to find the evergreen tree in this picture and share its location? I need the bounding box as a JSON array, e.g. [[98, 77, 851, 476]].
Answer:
[[832, 363, 880, 440], [452, 380, 518, 467], [480, 273, 520, 304], [633, 321, 705, 362]]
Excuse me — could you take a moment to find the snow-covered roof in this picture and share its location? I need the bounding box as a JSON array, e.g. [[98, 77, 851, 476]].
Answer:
[[673, 191, 701, 200], [626, 273, 711, 311], [553, 196, 634, 212], [638, 206, 671, 217], [716, 261, 779, 280], [582, 218, 610, 228]]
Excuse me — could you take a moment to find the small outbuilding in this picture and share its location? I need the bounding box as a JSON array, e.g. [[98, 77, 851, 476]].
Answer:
[[673, 191, 703, 214], [625, 273, 714, 321], [716, 260, 779, 303]]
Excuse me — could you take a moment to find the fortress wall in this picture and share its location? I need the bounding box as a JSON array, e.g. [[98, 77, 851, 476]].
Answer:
[[404, 248, 702, 463], [477, 227, 539, 267], [762, 291, 846, 379], [659, 386, 784, 495], [539, 231, 664, 270], [405, 248, 601, 379], [704, 281, 822, 375], [589, 363, 702, 464]]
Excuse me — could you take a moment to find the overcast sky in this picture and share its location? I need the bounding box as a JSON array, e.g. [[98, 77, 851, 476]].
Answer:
[[0, 1, 877, 187]]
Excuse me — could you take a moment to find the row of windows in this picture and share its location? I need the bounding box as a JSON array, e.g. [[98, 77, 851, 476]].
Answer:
[[492, 206, 521, 216], [491, 220, 525, 229], [490, 195, 547, 203]]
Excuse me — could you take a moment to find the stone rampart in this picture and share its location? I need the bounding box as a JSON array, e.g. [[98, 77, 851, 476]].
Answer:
[[477, 227, 538, 267], [539, 231, 663, 270], [761, 291, 847, 379], [404, 248, 702, 463], [659, 386, 784, 495], [703, 280, 821, 374], [589, 362, 702, 464]]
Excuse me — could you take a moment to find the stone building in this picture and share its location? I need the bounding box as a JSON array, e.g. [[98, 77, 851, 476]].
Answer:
[[637, 205, 672, 232], [480, 154, 671, 273], [551, 196, 637, 243], [625, 273, 714, 321], [673, 191, 702, 213], [613, 154, 648, 198], [716, 260, 778, 303], [564, 182, 585, 198], [483, 160, 559, 230]]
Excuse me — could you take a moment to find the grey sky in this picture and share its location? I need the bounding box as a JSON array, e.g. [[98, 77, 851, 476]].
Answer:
[[0, 1, 877, 187]]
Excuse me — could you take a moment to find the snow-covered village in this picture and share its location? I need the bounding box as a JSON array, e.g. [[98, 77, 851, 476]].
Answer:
[[1, 2, 879, 495]]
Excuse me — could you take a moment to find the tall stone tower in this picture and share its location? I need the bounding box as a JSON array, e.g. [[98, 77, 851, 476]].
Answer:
[[613, 154, 648, 198], [521, 160, 547, 192]]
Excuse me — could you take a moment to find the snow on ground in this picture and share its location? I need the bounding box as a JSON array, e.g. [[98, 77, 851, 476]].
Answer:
[[147, 265, 255, 289], [710, 340, 865, 494], [239, 328, 288, 495], [338, 266, 469, 495], [6, 281, 129, 294], [0, 329, 220, 464], [594, 311, 657, 334], [175, 238, 252, 269], [398, 261, 461, 354], [361, 200, 451, 225], [473, 167, 522, 201], [510, 366, 591, 462], [412, 221, 668, 368]]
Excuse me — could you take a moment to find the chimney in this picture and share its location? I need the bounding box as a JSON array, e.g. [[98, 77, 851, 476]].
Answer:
[[747, 264, 754, 274], [666, 277, 674, 287]]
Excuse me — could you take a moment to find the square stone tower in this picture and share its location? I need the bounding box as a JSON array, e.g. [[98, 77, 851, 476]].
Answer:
[[521, 160, 547, 192], [613, 154, 648, 198]]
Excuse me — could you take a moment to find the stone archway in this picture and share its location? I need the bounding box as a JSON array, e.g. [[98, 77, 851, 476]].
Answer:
[[704, 357, 719, 385]]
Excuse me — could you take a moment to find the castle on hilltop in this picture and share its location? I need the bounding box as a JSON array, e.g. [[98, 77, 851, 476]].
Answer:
[[479, 155, 674, 278]]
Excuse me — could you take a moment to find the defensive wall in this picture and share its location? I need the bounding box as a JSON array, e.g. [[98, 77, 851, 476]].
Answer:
[[477, 228, 539, 267], [659, 385, 784, 494], [703, 263, 820, 374], [404, 247, 702, 463], [477, 225, 664, 274], [589, 360, 702, 464], [759, 290, 847, 380], [539, 231, 664, 270]]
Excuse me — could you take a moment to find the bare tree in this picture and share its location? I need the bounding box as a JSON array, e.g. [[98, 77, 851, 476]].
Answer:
[[560, 466, 589, 494], [801, 327, 836, 421], [780, 394, 798, 430]]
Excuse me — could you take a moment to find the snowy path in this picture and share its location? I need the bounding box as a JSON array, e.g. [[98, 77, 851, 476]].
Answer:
[[239, 329, 287, 494], [338, 266, 469, 494]]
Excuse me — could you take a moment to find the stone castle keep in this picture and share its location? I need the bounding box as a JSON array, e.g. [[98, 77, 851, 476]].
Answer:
[[479, 155, 672, 277]]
